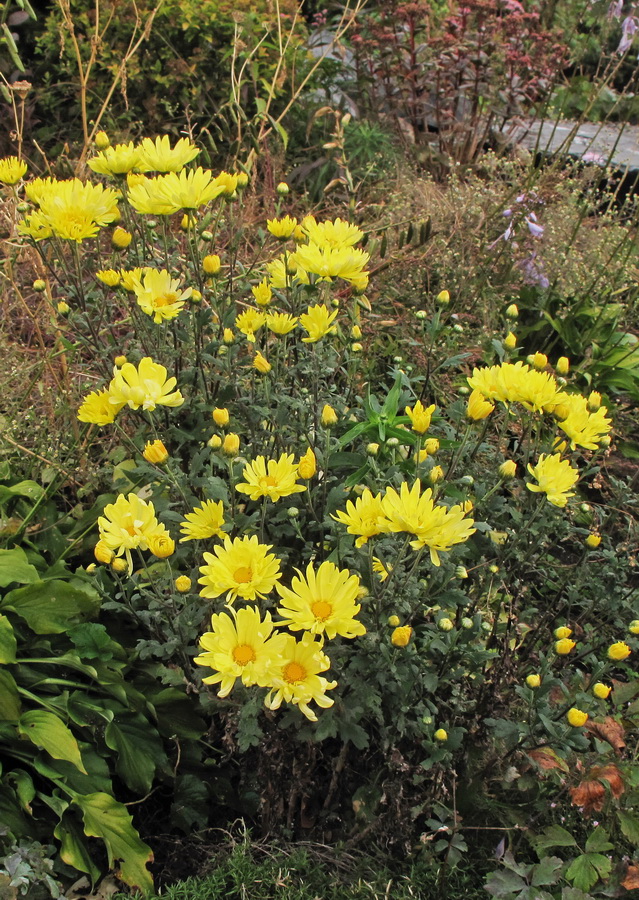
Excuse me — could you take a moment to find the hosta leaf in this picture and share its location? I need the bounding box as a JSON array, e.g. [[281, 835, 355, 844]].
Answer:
[[73, 792, 154, 893], [0, 669, 21, 722], [19, 710, 86, 773], [1, 580, 99, 633], [104, 714, 168, 794], [54, 814, 101, 883], [0, 614, 17, 663], [0, 548, 39, 588]]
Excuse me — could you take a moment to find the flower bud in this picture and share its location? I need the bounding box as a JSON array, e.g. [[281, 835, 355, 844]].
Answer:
[[114, 355, 127, 367], [212, 407, 230, 427], [566, 708, 588, 727], [455, 566, 468, 579], [461, 617, 474, 629], [143, 439, 169, 465], [203, 254, 221, 275], [111, 557, 128, 573], [201, 230, 214, 241], [366, 442, 379, 456], [253, 351, 271, 374], [526, 674, 541, 688], [505, 303, 519, 319], [428, 465, 444, 485], [223, 433, 240, 457], [191, 289, 202, 302], [459, 475, 474, 486], [298, 447, 317, 479], [467, 389, 495, 421], [424, 438, 439, 454], [388, 615, 400, 627], [499, 459, 517, 479], [593, 682, 611, 699], [585, 533, 601, 549], [436, 290, 450, 306], [276, 181, 290, 195], [175, 576, 192, 593], [554, 626, 572, 639], [415, 310, 427, 320], [438, 617, 454, 632], [629, 620, 639, 634], [351, 342, 363, 353], [556, 356, 570, 375], [94, 541, 114, 565], [33, 279, 46, 292], [608, 641, 631, 661], [555, 638, 576, 655], [386, 437, 399, 448], [391, 625, 412, 647], [208, 434, 223, 449], [94, 131, 110, 149], [434, 728, 448, 741], [236, 172, 249, 189], [223, 328, 234, 344], [287, 507, 299, 519], [180, 214, 197, 230], [57, 301, 70, 315], [453, 323, 464, 333], [504, 332, 517, 350], [532, 352, 548, 371], [489, 564, 499, 573], [86, 563, 97, 574], [111, 227, 132, 248], [148, 533, 175, 559], [321, 404, 338, 427], [587, 391, 601, 412]]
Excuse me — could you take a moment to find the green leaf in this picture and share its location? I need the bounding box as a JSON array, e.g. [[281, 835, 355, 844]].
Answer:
[[1, 580, 99, 633], [618, 809, 639, 845], [7, 769, 35, 814], [0, 669, 21, 722], [585, 826, 613, 853], [54, 814, 101, 883], [19, 710, 86, 773], [565, 853, 610, 892], [0, 614, 17, 663], [104, 714, 167, 794], [484, 868, 527, 897], [532, 824, 578, 853], [73, 792, 154, 893], [530, 856, 564, 886], [0, 548, 39, 588]]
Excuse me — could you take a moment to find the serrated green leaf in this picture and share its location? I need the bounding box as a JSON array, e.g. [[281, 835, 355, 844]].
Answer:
[[585, 826, 613, 853], [532, 824, 578, 852], [19, 710, 86, 773], [73, 792, 153, 893], [531, 856, 564, 886], [1, 580, 99, 633], [618, 809, 639, 845], [0, 548, 39, 588], [484, 868, 527, 897]]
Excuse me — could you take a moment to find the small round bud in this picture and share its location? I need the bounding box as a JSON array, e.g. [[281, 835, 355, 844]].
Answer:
[[33, 279, 46, 292], [321, 404, 338, 427], [532, 352, 548, 371], [555, 638, 576, 655], [453, 323, 464, 333], [455, 565, 468, 579], [434, 728, 448, 742], [351, 324, 362, 339], [499, 459, 517, 479], [504, 332, 517, 350], [428, 465, 444, 484], [111, 557, 128, 573], [191, 289, 202, 302], [554, 626, 572, 639], [203, 254, 221, 275], [201, 230, 214, 241], [114, 355, 127, 367], [587, 391, 601, 412], [505, 303, 519, 319], [94, 131, 110, 149], [86, 563, 97, 574], [208, 435, 223, 449], [593, 682, 611, 699], [489, 564, 499, 574], [391, 625, 412, 647], [175, 576, 192, 593], [415, 309, 428, 320], [526, 674, 541, 689], [436, 290, 450, 306], [459, 475, 474, 486], [629, 620, 639, 634], [287, 507, 299, 519], [461, 617, 474, 629], [223, 328, 234, 344], [236, 172, 249, 189], [57, 301, 70, 315], [438, 617, 454, 632], [566, 708, 588, 727], [424, 438, 439, 454], [388, 615, 400, 627], [351, 342, 363, 353], [386, 437, 400, 448], [585, 533, 601, 549], [111, 227, 132, 249], [17, 202, 30, 213], [366, 442, 379, 456], [222, 433, 240, 457], [556, 356, 570, 375], [212, 407, 230, 427], [276, 181, 290, 195]]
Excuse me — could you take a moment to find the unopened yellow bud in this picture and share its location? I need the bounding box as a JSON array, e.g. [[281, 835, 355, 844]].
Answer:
[[504, 332, 517, 350], [175, 576, 192, 593], [191, 289, 202, 302], [276, 181, 290, 195], [203, 254, 221, 275], [438, 617, 454, 632], [223, 328, 234, 344], [111, 557, 128, 573], [57, 301, 70, 315], [94, 541, 114, 565], [391, 625, 412, 647], [555, 638, 576, 655], [236, 172, 249, 188], [585, 533, 601, 549], [253, 351, 271, 374], [499, 459, 517, 479], [587, 391, 601, 412], [434, 728, 448, 741], [608, 641, 631, 661], [111, 227, 132, 249], [388, 615, 400, 627], [428, 465, 444, 485], [593, 682, 611, 699], [94, 131, 110, 149], [212, 408, 230, 427], [436, 289, 450, 306], [114, 355, 127, 367], [143, 439, 169, 465], [532, 352, 548, 371], [33, 279, 46, 292], [86, 563, 97, 574], [351, 324, 362, 339], [321, 404, 338, 427], [298, 447, 317, 479], [424, 438, 439, 454], [505, 304, 519, 319], [148, 533, 175, 559], [526, 674, 541, 688], [554, 626, 572, 639], [629, 620, 639, 634], [566, 708, 588, 727], [208, 435, 223, 449], [556, 357, 570, 375], [180, 214, 197, 230], [222, 433, 240, 457]]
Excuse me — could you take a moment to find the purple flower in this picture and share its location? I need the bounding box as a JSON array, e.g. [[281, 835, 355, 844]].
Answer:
[[516, 252, 549, 288], [618, 15, 638, 54], [608, 0, 624, 19], [526, 216, 544, 237]]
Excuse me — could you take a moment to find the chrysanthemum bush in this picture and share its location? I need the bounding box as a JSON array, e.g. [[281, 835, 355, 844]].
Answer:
[[3, 135, 639, 877]]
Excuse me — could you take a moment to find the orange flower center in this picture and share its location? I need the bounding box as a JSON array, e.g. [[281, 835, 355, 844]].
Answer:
[[154, 291, 178, 308], [311, 600, 333, 621], [282, 661, 306, 684], [232, 643, 256, 666], [233, 566, 253, 584], [259, 475, 278, 488]]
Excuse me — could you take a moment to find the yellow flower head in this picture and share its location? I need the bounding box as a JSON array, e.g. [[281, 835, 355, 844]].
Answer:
[[293, 241, 370, 287], [0, 156, 28, 184], [527, 453, 578, 508], [136, 135, 200, 173], [194, 606, 288, 698], [391, 626, 412, 647], [276, 560, 366, 640], [108, 357, 184, 411], [147, 532, 175, 558], [127, 167, 227, 214], [267, 215, 298, 239], [526, 674, 541, 688], [302, 216, 364, 248], [332, 489, 390, 548], [235, 308, 266, 342], [203, 254, 221, 275], [554, 626, 572, 639], [381, 480, 476, 565], [143, 439, 169, 464], [585, 533, 601, 549], [98, 492, 170, 569], [78, 388, 125, 426], [236, 453, 307, 503], [566, 708, 588, 727], [555, 637, 576, 655], [608, 641, 631, 661], [179, 499, 226, 542], [134, 268, 192, 323], [88, 142, 141, 176], [405, 400, 436, 434], [467, 389, 495, 421], [299, 303, 339, 343], [266, 312, 298, 335], [120, 268, 145, 291], [373, 558, 392, 582], [555, 394, 612, 451], [175, 575, 192, 593], [212, 407, 229, 427], [251, 279, 273, 307], [298, 447, 317, 479], [321, 404, 338, 427], [19, 179, 120, 242], [593, 683, 611, 699], [264, 632, 337, 722], [96, 268, 121, 287], [253, 351, 272, 374], [198, 535, 282, 604], [223, 328, 235, 344]]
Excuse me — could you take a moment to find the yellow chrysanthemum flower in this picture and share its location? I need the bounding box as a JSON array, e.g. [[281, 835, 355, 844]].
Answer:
[[96, 269, 121, 287], [276, 560, 366, 640], [108, 357, 184, 411], [264, 632, 337, 722], [372, 557, 391, 582], [266, 312, 298, 335], [194, 606, 288, 697], [134, 268, 192, 323], [467, 389, 495, 421], [253, 351, 272, 374], [555, 637, 576, 655], [136, 135, 200, 173], [87, 142, 141, 176], [608, 641, 631, 661], [98, 492, 171, 571], [147, 532, 175, 558], [267, 215, 298, 239], [19, 178, 120, 242], [236, 453, 307, 503], [293, 241, 370, 287], [251, 279, 273, 307], [566, 708, 588, 727], [0, 156, 28, 184], [77, 388, 125, 425], [526, 453, 578, 508], [142, 439, 169, 464], [235, 308, 266, 343], [405, 400, 435, 434], [299, 303, 339, 343], [381, 480, 476, 565], [179, 499, 226, 542], [332, 489, 390, 548], [120, 268, 146, 291], [198, 535, 282, 604], [301, 216, 364, 248], [554, 393, 612, 450], [127, 167, 227, 214]]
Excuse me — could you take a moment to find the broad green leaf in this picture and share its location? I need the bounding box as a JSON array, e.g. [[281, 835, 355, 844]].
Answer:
[[1, 580, 99, 633], [73, 792, 154, 893], [19, 710, 86, 773], [531, 856, 564, 886], [532, 824, 578, 852], [585, 826, 613, 853], [0, 614, 17, 663], [0, 669, 21, 722], [565, 853, 611, 892], [7, 769, 35, 814], [0, 548, 39, 588], [5, 481, 45, 502], [33, 744, 112, 795], [0, 785, 32, 838], [484, 868, 527, 897], [54, 814, 101, 883], [104, 714, 168, 794], [618, 809, 639, 845]]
